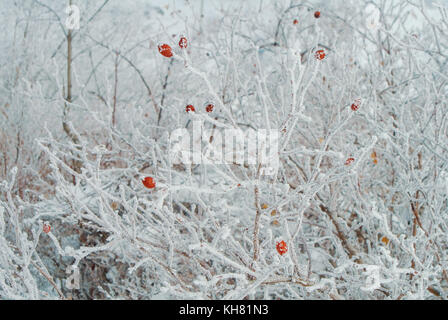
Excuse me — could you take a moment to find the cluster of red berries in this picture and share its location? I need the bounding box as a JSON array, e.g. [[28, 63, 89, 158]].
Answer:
[[342, 99, 363, 166], [158, 36, 188, 58], [185, 103, 214, 113], [292, 11, 319, 25], [157, 15, 331, 260]]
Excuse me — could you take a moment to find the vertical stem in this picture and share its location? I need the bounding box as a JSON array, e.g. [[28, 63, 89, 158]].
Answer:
[[67, 1, 72, 104], [112, 52, 118, 128], [252, 164, 262, 265], [200, 0, 204, 33], [253, 185, 261, 262], [63, 0, 81, 175], [64, 0, 73, 114]]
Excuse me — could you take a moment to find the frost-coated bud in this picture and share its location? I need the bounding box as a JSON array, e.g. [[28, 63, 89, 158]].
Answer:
[[43, 222, 51, 234], [365, 4, 381, 31]]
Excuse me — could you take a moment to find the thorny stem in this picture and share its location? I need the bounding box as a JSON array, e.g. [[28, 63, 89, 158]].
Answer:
[[30, 260, 66, 300], [252, 164, 262, 265]]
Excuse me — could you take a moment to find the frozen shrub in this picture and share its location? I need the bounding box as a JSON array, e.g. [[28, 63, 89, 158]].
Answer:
[[0, 0, 447, 299]]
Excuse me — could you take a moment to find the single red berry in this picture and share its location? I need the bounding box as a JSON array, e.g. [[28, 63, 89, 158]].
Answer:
[[142, 177, 156, 189], [315, 49, 326, 60], [179, 36, 188, 49], [314, 11, 321, 18], [43, 223, 51, 234], [205, 104, 214, 113], [158, 44, 173, 58], [293, 19, 299, 25], [345, 157, 355, 166], [276, 240, 288, 256], [351, 98, 361, 111], [186, 104, 195, 113]]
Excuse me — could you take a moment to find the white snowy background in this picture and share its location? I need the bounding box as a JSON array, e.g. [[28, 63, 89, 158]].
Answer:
[[0, 0, 448, 299]]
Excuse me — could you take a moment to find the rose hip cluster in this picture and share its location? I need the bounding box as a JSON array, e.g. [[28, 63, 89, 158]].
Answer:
[[185, 103, 214, 113], [158, 36, 188, 58]]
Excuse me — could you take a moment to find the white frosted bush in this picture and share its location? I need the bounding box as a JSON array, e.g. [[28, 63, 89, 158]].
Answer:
[[0, 0, 447, 300]]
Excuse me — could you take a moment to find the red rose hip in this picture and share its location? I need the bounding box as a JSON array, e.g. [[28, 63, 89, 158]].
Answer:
[[345, 157, 355, 166], [158, 44, 173, 58], [179, 37, 187, 49], [276, 240, 288, 256], [351, 99, 361, 111], [315, 49, 326, 60], [43, 223, 51, 234], [142, 177, 156, 189]]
